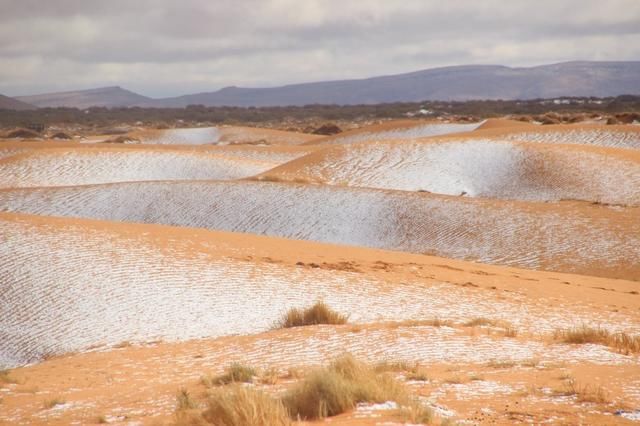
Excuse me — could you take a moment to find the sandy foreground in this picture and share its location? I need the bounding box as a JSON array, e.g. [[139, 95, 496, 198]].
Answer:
[[1, 120, 639, 425]]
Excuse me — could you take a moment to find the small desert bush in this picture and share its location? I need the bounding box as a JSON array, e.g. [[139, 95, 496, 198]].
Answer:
[[554, 325, 640, 354], [276, 301, 347, 328], [202, 363, 256, 386], [202, 385, 291, 426], [282, 354, 408, 419]]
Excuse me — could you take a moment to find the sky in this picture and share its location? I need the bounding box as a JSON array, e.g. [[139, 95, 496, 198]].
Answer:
[[1, 0, 638, 98]]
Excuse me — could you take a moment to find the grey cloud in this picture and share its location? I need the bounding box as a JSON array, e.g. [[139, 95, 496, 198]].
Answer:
[[0, 0, 638, 97]]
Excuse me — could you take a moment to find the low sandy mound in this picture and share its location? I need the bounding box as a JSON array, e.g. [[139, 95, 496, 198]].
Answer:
[[0, 148, 276, 188], [1, 211, 638, 369], [0, 141, 82, 160], [462, 124, 640, 150], [0, 181, 637, 279], [305, 120, 483, 146], [0, 140, 318, 164], [475, 118, 535, 130], [259, 139, 640, 205], [132, 125, 320, 146]]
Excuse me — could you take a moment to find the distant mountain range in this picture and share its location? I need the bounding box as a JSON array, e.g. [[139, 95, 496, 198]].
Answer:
[[0, 93, 36, 110], [9, 61, 640, 109], [15, 86, 152, 109]]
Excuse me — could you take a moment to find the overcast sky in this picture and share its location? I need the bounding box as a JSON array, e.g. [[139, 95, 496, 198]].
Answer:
[[1, 0, 638, 98]]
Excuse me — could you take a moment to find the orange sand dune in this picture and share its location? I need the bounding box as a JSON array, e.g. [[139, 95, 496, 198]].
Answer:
[[0, 180, 638, 280], [130, 125, 321, 146], [258, 139, 640, 205], [0, 146, 279, 188], [304, 119, 483, 146], [1, 211, 639, 425]]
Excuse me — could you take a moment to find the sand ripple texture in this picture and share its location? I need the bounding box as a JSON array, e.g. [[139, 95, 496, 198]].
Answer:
[[309, 121, 482, 146], [0, 181, 637, 279], [1, 212, 637, 369], [0, 148, 276, 188], [497, 126, 640, 150], [260, 139, 640, 205]]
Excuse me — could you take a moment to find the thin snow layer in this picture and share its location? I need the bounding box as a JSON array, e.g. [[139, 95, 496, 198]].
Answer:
[[319, 122, 482, 145], [502, 129, 640, 150], [138, 127, 220, 145], [1, 214, 637, 369], [0, 150, 276, 188], [272, 139, 640, 205], [209, 146, 316, 163], [0, 180, 637, 278]]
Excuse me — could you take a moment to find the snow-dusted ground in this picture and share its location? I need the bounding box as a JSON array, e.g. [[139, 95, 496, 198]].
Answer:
[[0, 150, 276, 188], [269, 139, 640, 205], [502, 129, 640, 150], [318, 122, 483, 145], [0, 181, 637, 278], [1, 213, 637, 369], [138, 127, 221, 145]]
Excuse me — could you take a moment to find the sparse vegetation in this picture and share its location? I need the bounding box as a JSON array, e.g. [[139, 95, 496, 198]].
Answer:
[[282, 354, 408, 419], [276, 301, 347, 328], [554, 325, 640, 354], [554, 379, 610, 404], [385, 318, 454, 329], [463, 317, 499, 327], [201, 363, 256, 386], [202, 385, 291, 426], [1, 96, 638, 133]]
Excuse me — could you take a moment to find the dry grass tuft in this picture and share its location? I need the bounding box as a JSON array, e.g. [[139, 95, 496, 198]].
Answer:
[[176, 388, 199, 411], [282, 354, 408, 419], [555, 379, 610, 404], [463, 317, 497, 327], [554, 325, 640, 354], [201, 385, 291, 426], [43, 397, 66, 409], [399, 400, 433, 424], [0, 370, 17, 384], [277, 301, 347, 328], [260, 368, 280, 385], [374, 360, 415, 373], [385, 318, 453, 329], [202, 363, 256, 387]]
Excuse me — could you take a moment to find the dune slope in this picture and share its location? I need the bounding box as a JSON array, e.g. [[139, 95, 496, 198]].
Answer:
[[0, 181, 637, 279]]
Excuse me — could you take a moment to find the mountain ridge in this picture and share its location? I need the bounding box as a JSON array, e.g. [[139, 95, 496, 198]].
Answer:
[[14, 61, 640, 108]]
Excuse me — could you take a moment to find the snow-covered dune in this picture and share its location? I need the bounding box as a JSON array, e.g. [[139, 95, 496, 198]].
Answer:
[[134, 126, 320, 146], [1, 212, 638, 369], [308, 120, 483, 146], [260, 139, 640, 205], [0, 148, 276, 188], [476, 124, 640, 150], [0, 180, 637, 279]]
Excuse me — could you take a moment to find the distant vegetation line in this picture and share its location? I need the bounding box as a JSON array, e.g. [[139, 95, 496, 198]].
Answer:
[[1, 96, 639, 129]]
